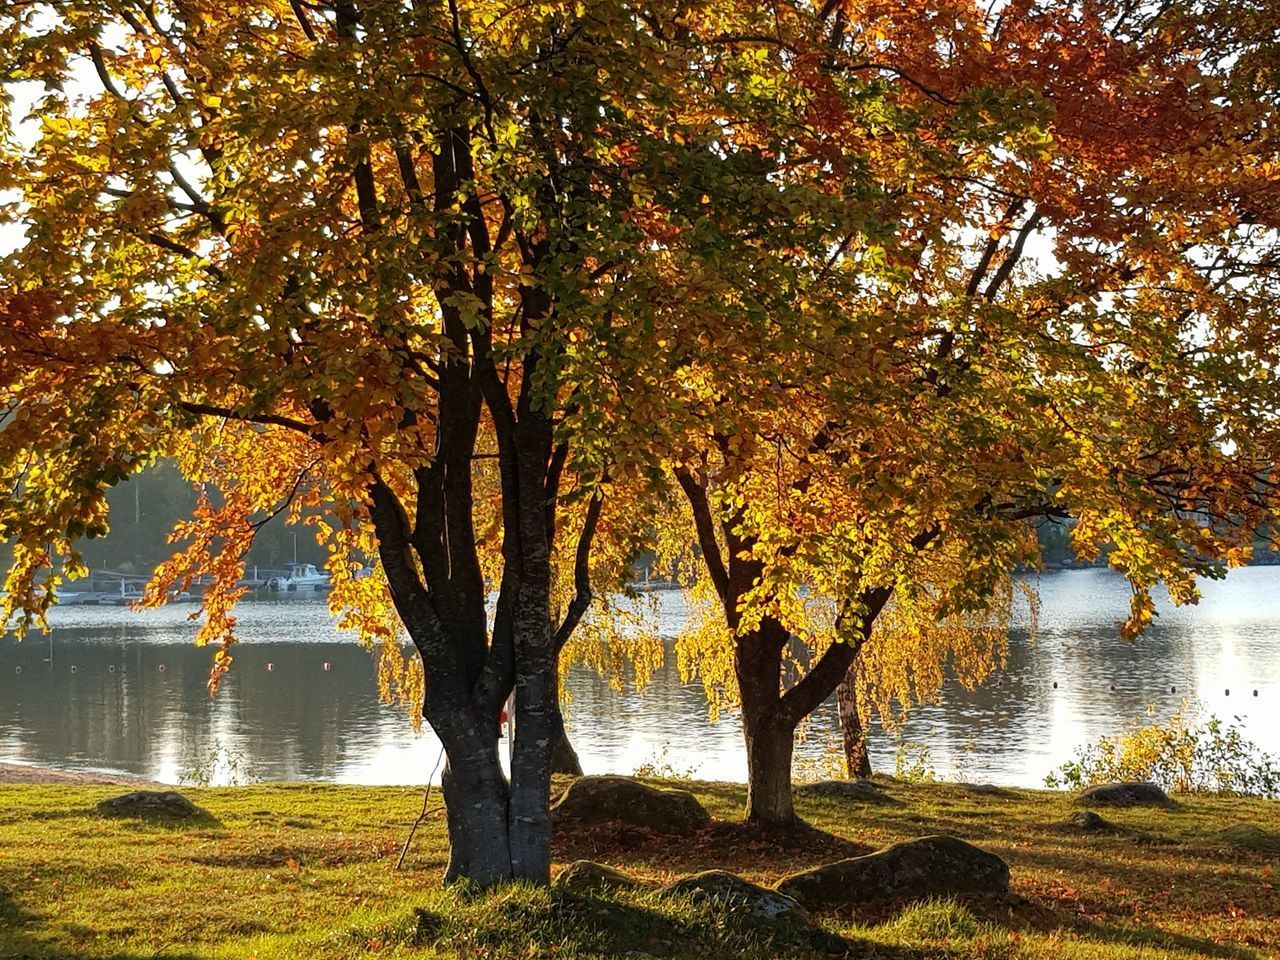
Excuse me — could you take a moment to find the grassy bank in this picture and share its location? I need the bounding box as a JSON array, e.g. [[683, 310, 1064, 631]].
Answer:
[[1, 778, 1276, 959]]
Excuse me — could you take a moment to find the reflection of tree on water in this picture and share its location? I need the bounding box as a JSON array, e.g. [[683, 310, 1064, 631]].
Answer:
[[2, 569, 1278, 785], [0, 637, 402, 782]]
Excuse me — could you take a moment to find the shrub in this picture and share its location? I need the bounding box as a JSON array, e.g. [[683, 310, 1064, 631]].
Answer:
[[1045, 702, 1280, 797]]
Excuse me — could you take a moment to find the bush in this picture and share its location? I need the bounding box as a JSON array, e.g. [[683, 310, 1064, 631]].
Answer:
[[1045, 702, 1280, 798]]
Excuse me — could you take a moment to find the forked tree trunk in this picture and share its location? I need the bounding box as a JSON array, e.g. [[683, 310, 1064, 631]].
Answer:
[[837, 657, 873, 779]]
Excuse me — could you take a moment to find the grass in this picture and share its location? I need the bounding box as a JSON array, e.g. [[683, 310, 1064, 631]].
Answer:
[[0, 778, 1276, 959]]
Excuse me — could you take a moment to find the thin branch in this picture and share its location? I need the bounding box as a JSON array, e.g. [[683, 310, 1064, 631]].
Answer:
[[552, 493, 604, 654], [176, 401, 317, 436]]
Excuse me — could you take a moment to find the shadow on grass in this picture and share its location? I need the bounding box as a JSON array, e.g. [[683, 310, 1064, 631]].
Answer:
[[552, 817, 871, 882], [893, 893, 1260, 960], [0, 887, 199, 960]]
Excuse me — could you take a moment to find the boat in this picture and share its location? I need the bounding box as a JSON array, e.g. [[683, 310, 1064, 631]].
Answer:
[[102, 583, 192, 606], [265, 562, 331, 592]]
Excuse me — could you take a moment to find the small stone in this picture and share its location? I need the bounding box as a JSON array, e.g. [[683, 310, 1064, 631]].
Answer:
[[554, 860, 639, 894], [551, 776, 711, 835], [776, 835, 1010, 911], [661, 870, 809, 924], [96, 790, 208, 819], [1074, 782, 1173, 808], [1063, 810, 1119, 832]]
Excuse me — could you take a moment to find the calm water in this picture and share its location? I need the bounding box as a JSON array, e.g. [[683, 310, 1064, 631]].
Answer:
[[2, 568, 1278, 787]]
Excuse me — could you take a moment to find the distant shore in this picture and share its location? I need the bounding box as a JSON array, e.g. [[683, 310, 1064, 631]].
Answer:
[[0, 761, 161, 786]]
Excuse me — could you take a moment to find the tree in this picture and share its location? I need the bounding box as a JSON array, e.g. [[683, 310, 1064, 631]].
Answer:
[[659, 0, 1280, 827], [0, 0, 828, 883]]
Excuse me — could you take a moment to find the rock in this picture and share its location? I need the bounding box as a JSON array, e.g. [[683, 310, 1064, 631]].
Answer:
[[554, 860, 639, 894], [795, 779, 889, 802], [551, 776, 711, 835], [96, 789, 208, 819], [661, 870, 809, 924], [1063, 810, 1119, 833], [959, 782, 1012, 797], [1074, 782, 1173, 808], [1218, 823, 1280, 854], [776, 835, 1010, 910]]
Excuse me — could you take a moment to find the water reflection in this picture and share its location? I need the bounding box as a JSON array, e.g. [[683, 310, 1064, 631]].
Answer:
[[1, 569, 1277, 786]]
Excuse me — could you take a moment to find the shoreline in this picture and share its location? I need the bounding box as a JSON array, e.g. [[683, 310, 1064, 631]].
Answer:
[[0, 761, 163, 786]]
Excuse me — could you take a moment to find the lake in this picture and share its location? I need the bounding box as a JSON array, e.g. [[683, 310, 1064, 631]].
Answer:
[[2, 567, 1278, 787]]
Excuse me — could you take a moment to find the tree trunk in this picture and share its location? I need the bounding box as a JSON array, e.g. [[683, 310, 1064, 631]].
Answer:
[[742, 708, 797, 826], [550, 709, 584, 776], [837, 661, 873, 779], [504, 414, 559, 883], [438, 741, 512, 885]]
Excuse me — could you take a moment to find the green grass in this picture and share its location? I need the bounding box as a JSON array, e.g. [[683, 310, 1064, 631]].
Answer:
[[1, 778, 1276, 959]]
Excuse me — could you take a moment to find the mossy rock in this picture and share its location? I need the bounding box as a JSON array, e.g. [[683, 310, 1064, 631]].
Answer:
[[1062, 810, 1120, 833], [96, 790, 213, 822], [959, 782, 1014, 798], [1218, 823, 1280, 854], [776, 835, 1010, 911], [795, 779, 892, 803], [661, 870, 809, 924], [551, 776, 711, 835], [554, 860, 640, 894], [1074, 782, 1173, 808]]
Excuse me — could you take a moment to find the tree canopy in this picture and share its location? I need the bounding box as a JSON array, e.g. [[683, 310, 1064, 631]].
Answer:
[[2, 0, 1279, 871]]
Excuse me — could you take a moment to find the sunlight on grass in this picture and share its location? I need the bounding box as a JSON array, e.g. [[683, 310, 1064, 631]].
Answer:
[[1, 779, 1276, 959]]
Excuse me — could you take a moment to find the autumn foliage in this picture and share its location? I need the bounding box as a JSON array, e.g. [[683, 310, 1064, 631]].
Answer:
[[2, 0, 1279, 874]]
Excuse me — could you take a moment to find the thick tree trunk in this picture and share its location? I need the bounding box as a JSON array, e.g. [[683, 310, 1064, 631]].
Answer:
[[506, 591, 557, 881], [438, 742, 512, 885], [504, 412, 559, 883], [837, 658, 873, 779], [743, 708, 798, 826]]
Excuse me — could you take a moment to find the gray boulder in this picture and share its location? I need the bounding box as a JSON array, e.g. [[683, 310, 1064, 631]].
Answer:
[[776, 835, 1010, 910], [554, 859, 639, 894], [662, 870, 809, 924], [1075, 782, 1173, 808], [96, 790, 208, 819], [551, 776, 711, 835]]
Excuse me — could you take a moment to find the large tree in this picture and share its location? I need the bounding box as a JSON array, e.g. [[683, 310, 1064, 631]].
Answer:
[[0, 0, 833, 883], [660, 0, 1280, 827]]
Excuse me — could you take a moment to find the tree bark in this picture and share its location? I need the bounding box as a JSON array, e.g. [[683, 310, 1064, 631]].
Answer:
[[503, 410, 559, 884], [743, 707, 798, 826], [549, 696, 584, 776], [737, 624, 799, 828], [438, 741, 512, 885], [837, 658, 873, 779]]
